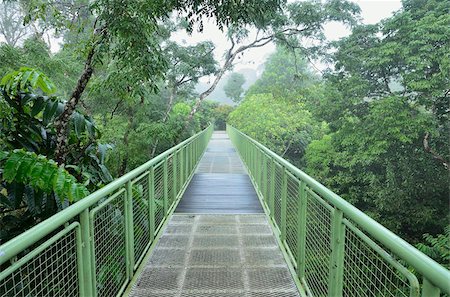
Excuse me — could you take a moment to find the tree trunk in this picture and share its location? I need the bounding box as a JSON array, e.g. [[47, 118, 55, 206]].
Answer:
[[151, 87, 178, 157], [423, 132, 449, 170], [54, 43, 96, 165]]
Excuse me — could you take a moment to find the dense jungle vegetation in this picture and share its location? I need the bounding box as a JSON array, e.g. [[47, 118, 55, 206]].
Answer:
[[0, 0, 448, 270]]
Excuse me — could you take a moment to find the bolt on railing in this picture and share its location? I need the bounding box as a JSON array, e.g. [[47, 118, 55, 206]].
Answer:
[[227, 124, 450, 297], [0, 125, 213, 297]]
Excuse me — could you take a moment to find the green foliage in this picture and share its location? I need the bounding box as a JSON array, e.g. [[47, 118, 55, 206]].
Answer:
[[246, 47, 318, 102], [0, 67, 111, 242], [416, 226, 450, 270], [228, 93, 320, 166], [1, 66, 56, 95], [304, 0, 449, 244], [224, 73, 246, 103], [213, 104, 234, 130], [0, 150, 89, 203], [0, 37, 83, 97]]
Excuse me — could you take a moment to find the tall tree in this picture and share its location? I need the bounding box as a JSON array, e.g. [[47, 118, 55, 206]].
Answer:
[[184, 0, 360, 125], [305, 0, 449, 242], [224, 72, 245, 103], [0, 1, 30, 46], [23, 0, 284, 164]]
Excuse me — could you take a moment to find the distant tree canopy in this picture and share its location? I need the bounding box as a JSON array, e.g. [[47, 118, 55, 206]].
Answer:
[[224, 72, 246, 103], [229, 0, 449, 254], [305, 0, 449, 242]]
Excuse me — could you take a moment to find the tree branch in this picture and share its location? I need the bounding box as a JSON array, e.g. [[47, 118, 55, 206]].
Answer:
[[423, 132, 449, 170]]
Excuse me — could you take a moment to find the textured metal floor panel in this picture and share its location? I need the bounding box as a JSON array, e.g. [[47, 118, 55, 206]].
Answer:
[[176, 131, 263, 214], [129, 214, 300, 297]]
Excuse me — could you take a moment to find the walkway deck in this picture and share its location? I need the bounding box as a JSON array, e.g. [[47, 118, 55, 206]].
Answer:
[[176, 131, 262, 213], [129, 131, 300, 297]]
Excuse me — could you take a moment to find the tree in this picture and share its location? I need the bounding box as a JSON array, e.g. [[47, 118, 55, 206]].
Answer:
[[23, 0, 284, 164], [224, 72, 245, 103], [246, 46, 319, 101], [228, 93, 321, 167], [0, 1, 30, 46], [0, 68, 111, 243], [304, 0, 449, 243], [183, 0, 361, 127]]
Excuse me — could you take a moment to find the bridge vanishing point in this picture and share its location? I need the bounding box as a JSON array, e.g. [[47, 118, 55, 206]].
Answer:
[[0, 125, 449, 297]]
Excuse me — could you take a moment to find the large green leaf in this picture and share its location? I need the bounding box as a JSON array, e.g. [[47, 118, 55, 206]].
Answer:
[[1, 150, 90, 203]]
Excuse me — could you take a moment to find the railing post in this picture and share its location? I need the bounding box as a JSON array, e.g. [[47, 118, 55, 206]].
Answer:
[[173, 152, 178, 200], [297, 181, 307, 280], [79, 209, 94, 297], [262, 156, 268, 203], [269, 158, 275, 219], [256, 150, 261, 190], [148, 167, 155, 241], [328, 208, 345, 297], [422, 279, 440, 297], [281, 167, 287, 242], [126, 180, 135, 279], [163, 158, 168, 215], [184, 146, 188, 182], [181, 147, 185, 186]]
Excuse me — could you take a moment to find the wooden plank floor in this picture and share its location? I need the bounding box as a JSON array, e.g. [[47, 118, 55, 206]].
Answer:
[[176, 131, 263, 214]]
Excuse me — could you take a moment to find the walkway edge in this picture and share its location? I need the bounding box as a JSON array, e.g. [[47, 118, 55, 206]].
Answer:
[[228, 130, 307, 297], [122, 141, 208, 297]]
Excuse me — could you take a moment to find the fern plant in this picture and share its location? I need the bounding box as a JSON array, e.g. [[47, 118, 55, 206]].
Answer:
[[0, 150, 90, 203], [416, 225, 450, 269]]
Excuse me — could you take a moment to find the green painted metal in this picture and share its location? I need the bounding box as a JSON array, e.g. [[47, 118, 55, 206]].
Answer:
[[296, 181, 307, 280], [0, 125, 213, 297], [227, 124, 450, 296], [328, 209, 345, 297]]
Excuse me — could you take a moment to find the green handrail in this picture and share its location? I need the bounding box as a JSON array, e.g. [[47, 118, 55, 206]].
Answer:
[[227, 124, 450, 297], [0, 125, 213, 297]]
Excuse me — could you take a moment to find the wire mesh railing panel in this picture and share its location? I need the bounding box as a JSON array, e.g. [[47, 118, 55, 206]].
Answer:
[[131, 173, 151, 265], [342, 222, 416, 297], [304, 192, 332, 296], [91, 190, 127, 297], [167, 156, 174, 207], [0, 125, 213, 297], [264, 158, 273, 207], [286, 173, 300, 262], [0, 225, 79, 297], [273, 162, 283, 228], [227, 125, 449, 296], [176, 150, 181, 194], [154, 162, 165, 230]]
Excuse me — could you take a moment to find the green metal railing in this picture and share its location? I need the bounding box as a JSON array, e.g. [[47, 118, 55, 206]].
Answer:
[[0, 125, 213, 297], [227, 124, 450, 297]]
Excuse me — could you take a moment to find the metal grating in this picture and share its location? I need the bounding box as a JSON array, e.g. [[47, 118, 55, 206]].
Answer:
[[129, 214, 300, 297], [273, 163, 283, 228], [304, 191, 332, 296], [0, 227, 79, 297], [154, 163, 165, 229], [167, 156, 174, 207], [286, 174, 300, 262], [92, 191, 127, 297], [132, 173, 151, 264], [343, 224, 412, 297]]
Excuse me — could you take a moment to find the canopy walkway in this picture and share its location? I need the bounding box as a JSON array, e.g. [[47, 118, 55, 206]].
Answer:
[[0, 125, 449, 297]]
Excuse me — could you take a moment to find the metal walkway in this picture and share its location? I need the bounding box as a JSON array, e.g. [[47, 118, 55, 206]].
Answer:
[[129, 131, 300, 297], [176, 131, 263, 213]]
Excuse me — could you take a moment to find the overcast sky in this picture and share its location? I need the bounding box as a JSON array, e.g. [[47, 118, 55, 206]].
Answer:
[[172, 0, 403, 74]]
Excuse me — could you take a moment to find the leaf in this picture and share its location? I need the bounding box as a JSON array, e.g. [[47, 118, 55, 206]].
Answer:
[[30, 96, 46, 117], [1, 150, 90, 204], [72, 113, 86, 138], [3, 151, 27, 181]]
